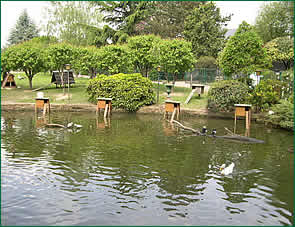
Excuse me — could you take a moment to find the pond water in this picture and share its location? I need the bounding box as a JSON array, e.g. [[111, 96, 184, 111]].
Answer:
[[1, 111, 294, 225]]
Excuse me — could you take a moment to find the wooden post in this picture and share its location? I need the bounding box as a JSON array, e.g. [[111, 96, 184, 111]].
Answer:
[[234, 112, 237, 132], [43, 103, 47, 117], [245, 110, 249, 130], [48, 101, 50, 114], [35, 98, 50, 116], [104, 104, 109, 118], [165, 100, 180, 122], [96, 103, 99, 115], [234, 104, 252, 133], [97, 98, 112, 118], [176, 104, 180, 120], [171, 108, 177, 122]]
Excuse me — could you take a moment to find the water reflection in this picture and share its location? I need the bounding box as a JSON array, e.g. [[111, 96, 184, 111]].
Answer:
[[1, 112, 293, 225]]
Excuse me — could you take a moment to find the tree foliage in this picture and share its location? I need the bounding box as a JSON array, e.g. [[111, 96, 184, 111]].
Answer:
[[43, 1, 103, 46], [46, 43, 77, 72], [248, 79, 284, 111], [183, 2, 231, 58], [95, 1, 153, 36], [73, 46, 102, 78], [136, 1, 203, 39], [2, 41, 46, 89], [7, 9, 39, 46], [100, 44, 133, 74], [264, 36, 294, 70], [218, 21, 271, 76], [152, 39, 196, 81], [196, 56, 217, 69], [127, 35, 161, 77], [255, 1, 294, 43]]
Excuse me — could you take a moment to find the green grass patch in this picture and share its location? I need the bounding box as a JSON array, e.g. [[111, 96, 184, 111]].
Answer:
[[2, 72, 91, 104], [2, 73, 208, 109], [152, 83, 208, 109]]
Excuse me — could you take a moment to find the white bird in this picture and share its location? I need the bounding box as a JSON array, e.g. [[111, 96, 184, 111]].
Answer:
[[220, 163, 235, 175], [67, 122, 74, 128]]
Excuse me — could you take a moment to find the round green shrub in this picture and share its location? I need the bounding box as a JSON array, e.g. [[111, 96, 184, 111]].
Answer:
[[248, 79, 284, 111], [208, 80, 250, 112], [87, 73, 155, 112]]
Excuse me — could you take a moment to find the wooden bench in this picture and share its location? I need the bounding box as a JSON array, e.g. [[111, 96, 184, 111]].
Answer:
[[35, 98, 51, 116], [96, 98, 112, 118], [165, 100, 180, 122]]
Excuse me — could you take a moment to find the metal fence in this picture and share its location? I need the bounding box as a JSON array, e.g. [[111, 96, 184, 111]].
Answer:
[[149, 68, 223, 84], [184, 68, 223, 84]]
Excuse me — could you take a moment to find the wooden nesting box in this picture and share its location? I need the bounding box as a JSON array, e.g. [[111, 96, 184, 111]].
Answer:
[[165, 100, 180, 122], [234, 104, 252, 130], [96, 98, 112, 118], [1, 73, 17, 88], [35, 98, 51, 116]]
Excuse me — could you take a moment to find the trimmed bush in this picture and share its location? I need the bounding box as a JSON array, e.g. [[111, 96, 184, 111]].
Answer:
[[248, 79, 284, 111], [87, 73, 155, 112], [208, 80, 250, 112]]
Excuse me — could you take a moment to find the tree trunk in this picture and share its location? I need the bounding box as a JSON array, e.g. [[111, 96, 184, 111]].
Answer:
[[29, 76, 33, 89], [90, 69, 95, 79], [282, 60, 290, 70], [166, 72, 169, 83]]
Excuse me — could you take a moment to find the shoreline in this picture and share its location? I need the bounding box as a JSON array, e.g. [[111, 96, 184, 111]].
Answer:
[[1, 102, 264, 121]]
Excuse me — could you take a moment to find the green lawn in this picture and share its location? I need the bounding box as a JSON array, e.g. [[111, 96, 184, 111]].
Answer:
[[153, 83, 208, 109], [2, 72, 91, 104], [2, 72, 208, 109]]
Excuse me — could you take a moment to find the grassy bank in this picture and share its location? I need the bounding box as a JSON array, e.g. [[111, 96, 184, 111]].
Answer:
[[1, 72, 208, 109]]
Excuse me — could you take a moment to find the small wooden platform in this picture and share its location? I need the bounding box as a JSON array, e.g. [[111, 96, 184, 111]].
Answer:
[[184, 84, 205, 104], [192, 84, 205, 95], [164, 100, 180, 122], [234, 104, 252, 130], [35, 98, 51, 116], [96, 98, 112, 118]]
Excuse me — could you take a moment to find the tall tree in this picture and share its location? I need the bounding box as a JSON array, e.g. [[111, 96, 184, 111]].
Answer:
[[100, 44, 133, 74], [73, 46, 102, 78], [218, 21, 271, 76], [183, 2, 231, 58], [2, 40, 46, 89], [135, 1, 203, 39], [264, 36, 294, 70], [46, 43, 77, 73], [127, 35, 161, 77], [43, 1, 103, 46], [255, 1, 294, 43], [152, 39, 196, 82], [7, 9, 39, 45], [94, 1, 153, 36]]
